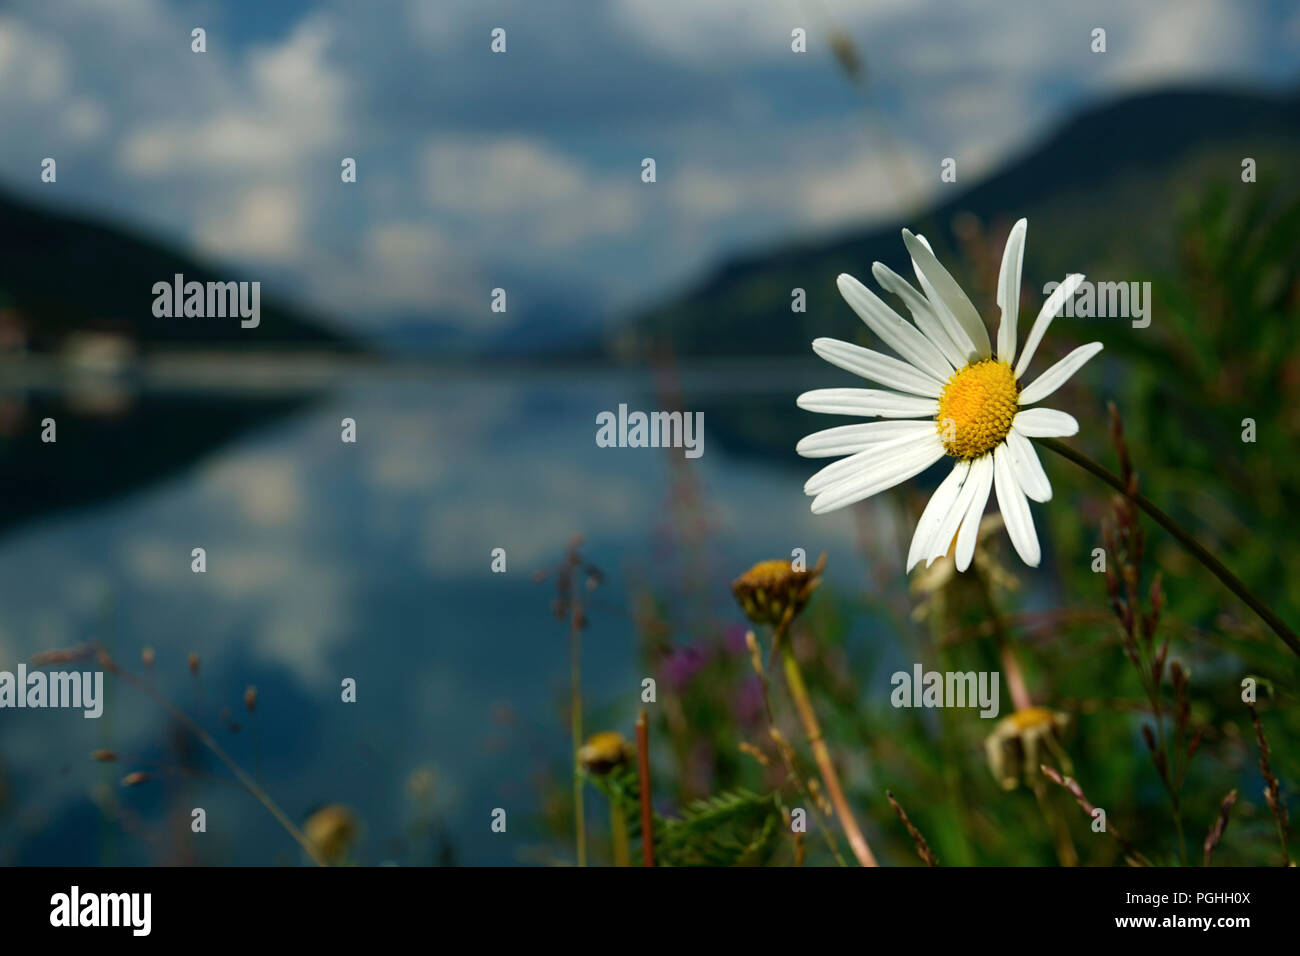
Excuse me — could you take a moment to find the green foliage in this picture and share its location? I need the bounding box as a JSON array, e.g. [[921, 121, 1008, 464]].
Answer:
[[589, 767, 785, 867], [654, 789, 784, 867], [557, 172, 1300, 868]]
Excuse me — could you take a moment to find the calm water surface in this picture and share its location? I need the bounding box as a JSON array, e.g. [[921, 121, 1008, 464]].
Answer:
[[0, 362, 894, 864]]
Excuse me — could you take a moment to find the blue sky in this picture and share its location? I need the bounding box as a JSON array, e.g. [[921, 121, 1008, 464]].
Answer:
[[1, 0, 1296, 338]]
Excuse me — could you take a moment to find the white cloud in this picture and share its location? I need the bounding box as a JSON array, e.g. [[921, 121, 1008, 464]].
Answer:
[[303, 220, 481, 317], [0, 0, 1289, 333], [116, 19, 346, 178], [0, 16, 68, 102], [197, 184, 305, 262], [1096, 0, 1252, 88], [59, 98, 109, 143], [421, 137, 638, 248]]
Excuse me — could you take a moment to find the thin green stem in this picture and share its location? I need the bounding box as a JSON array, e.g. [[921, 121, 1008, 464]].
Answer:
[[610, 802, 630, 867], [744, 627, 847, 865], [570, 601, 586, 868], [775, 616, 878, 867], [972, 565, 1033, 711], [1036, 437, 1300, 658]]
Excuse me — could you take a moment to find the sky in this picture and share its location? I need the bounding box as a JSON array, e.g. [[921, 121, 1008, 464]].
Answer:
[[0, 0, 1296, 340]]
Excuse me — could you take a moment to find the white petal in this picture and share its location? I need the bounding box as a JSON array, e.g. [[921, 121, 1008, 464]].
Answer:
[[809, 434, 945, 514], [1014, 273, 1085, 379], [995, 219, 1027, 364], [1018, 342, 1104, 405], [993, 444, 1041, 567], [812, 337, 942, 397], [804, 431, 937, 494], [903, 229, 991, 360], [906, 460, 970, 572], [796, 420, 937, 458], [1012, 408, 1079, 438], [927, 454, 989, 566], [905, 242, 981, 364], [835, 273, 954, 383], [953, 455, 995, 572], [1004, 428, 1052, 502], [870, 263, 966, 372], [797, 388, 938, 419]]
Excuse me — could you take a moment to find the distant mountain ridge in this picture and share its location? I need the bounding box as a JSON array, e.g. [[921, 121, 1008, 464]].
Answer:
[[0, 188, 355, 353], [624, 85, 1300, 359]]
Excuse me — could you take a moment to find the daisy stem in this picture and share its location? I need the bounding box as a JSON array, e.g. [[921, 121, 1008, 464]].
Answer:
[[972, 566, 1034, 711], [774, 614, 879, 867], [1036, 437, 1300, 659], [746, 630, 848, 865]]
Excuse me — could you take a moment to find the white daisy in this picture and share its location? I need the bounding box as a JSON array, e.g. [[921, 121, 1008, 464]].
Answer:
[[796, 219, 1102, 573]]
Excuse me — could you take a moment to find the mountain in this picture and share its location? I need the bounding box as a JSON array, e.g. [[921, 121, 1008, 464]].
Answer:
[[0, 188, 355, 353], [622, 86, 1300, 360]]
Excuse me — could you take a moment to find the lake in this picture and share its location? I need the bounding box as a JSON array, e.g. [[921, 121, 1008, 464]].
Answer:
[[0, 357, 894, 865]]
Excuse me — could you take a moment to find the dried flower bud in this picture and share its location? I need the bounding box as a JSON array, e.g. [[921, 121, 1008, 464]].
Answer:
[[187, 653, 200, 676], [244, 686, 258, 713], [732, 555, 825, 628], [90, 749, 118, 763], [984, 707, 1071, 790], [121, 771, 151, 787], [577, 731, 632, 775], [303, 804, 359, 864]]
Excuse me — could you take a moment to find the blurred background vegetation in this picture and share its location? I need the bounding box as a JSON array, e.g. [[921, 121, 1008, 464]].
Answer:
[[540, 154, 1300, 866]]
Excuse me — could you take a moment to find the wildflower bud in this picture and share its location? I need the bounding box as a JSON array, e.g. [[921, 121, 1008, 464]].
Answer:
[[1141, 724, 1157, 754], [577, 731, 632, 775], [1169, 659, 1184, 689], [90, 749, 117, 763], [303, 804, 359, 865], [244, 686, 258, 713], [731, 555, 825, 628], [1153, 641, 1170, 684], [806, 777, 832, 816], [738, 741, 770, 767], [984, 707, 1071, 790], [121, 771, 151, 787], [408, 768, 436, 800]]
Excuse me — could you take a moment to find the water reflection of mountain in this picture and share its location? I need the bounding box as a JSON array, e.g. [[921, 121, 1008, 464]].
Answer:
[[0, 389, 312, 538]]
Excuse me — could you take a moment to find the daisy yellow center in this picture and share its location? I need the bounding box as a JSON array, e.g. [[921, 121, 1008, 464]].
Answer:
[[935, 359, 1019, 460]]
